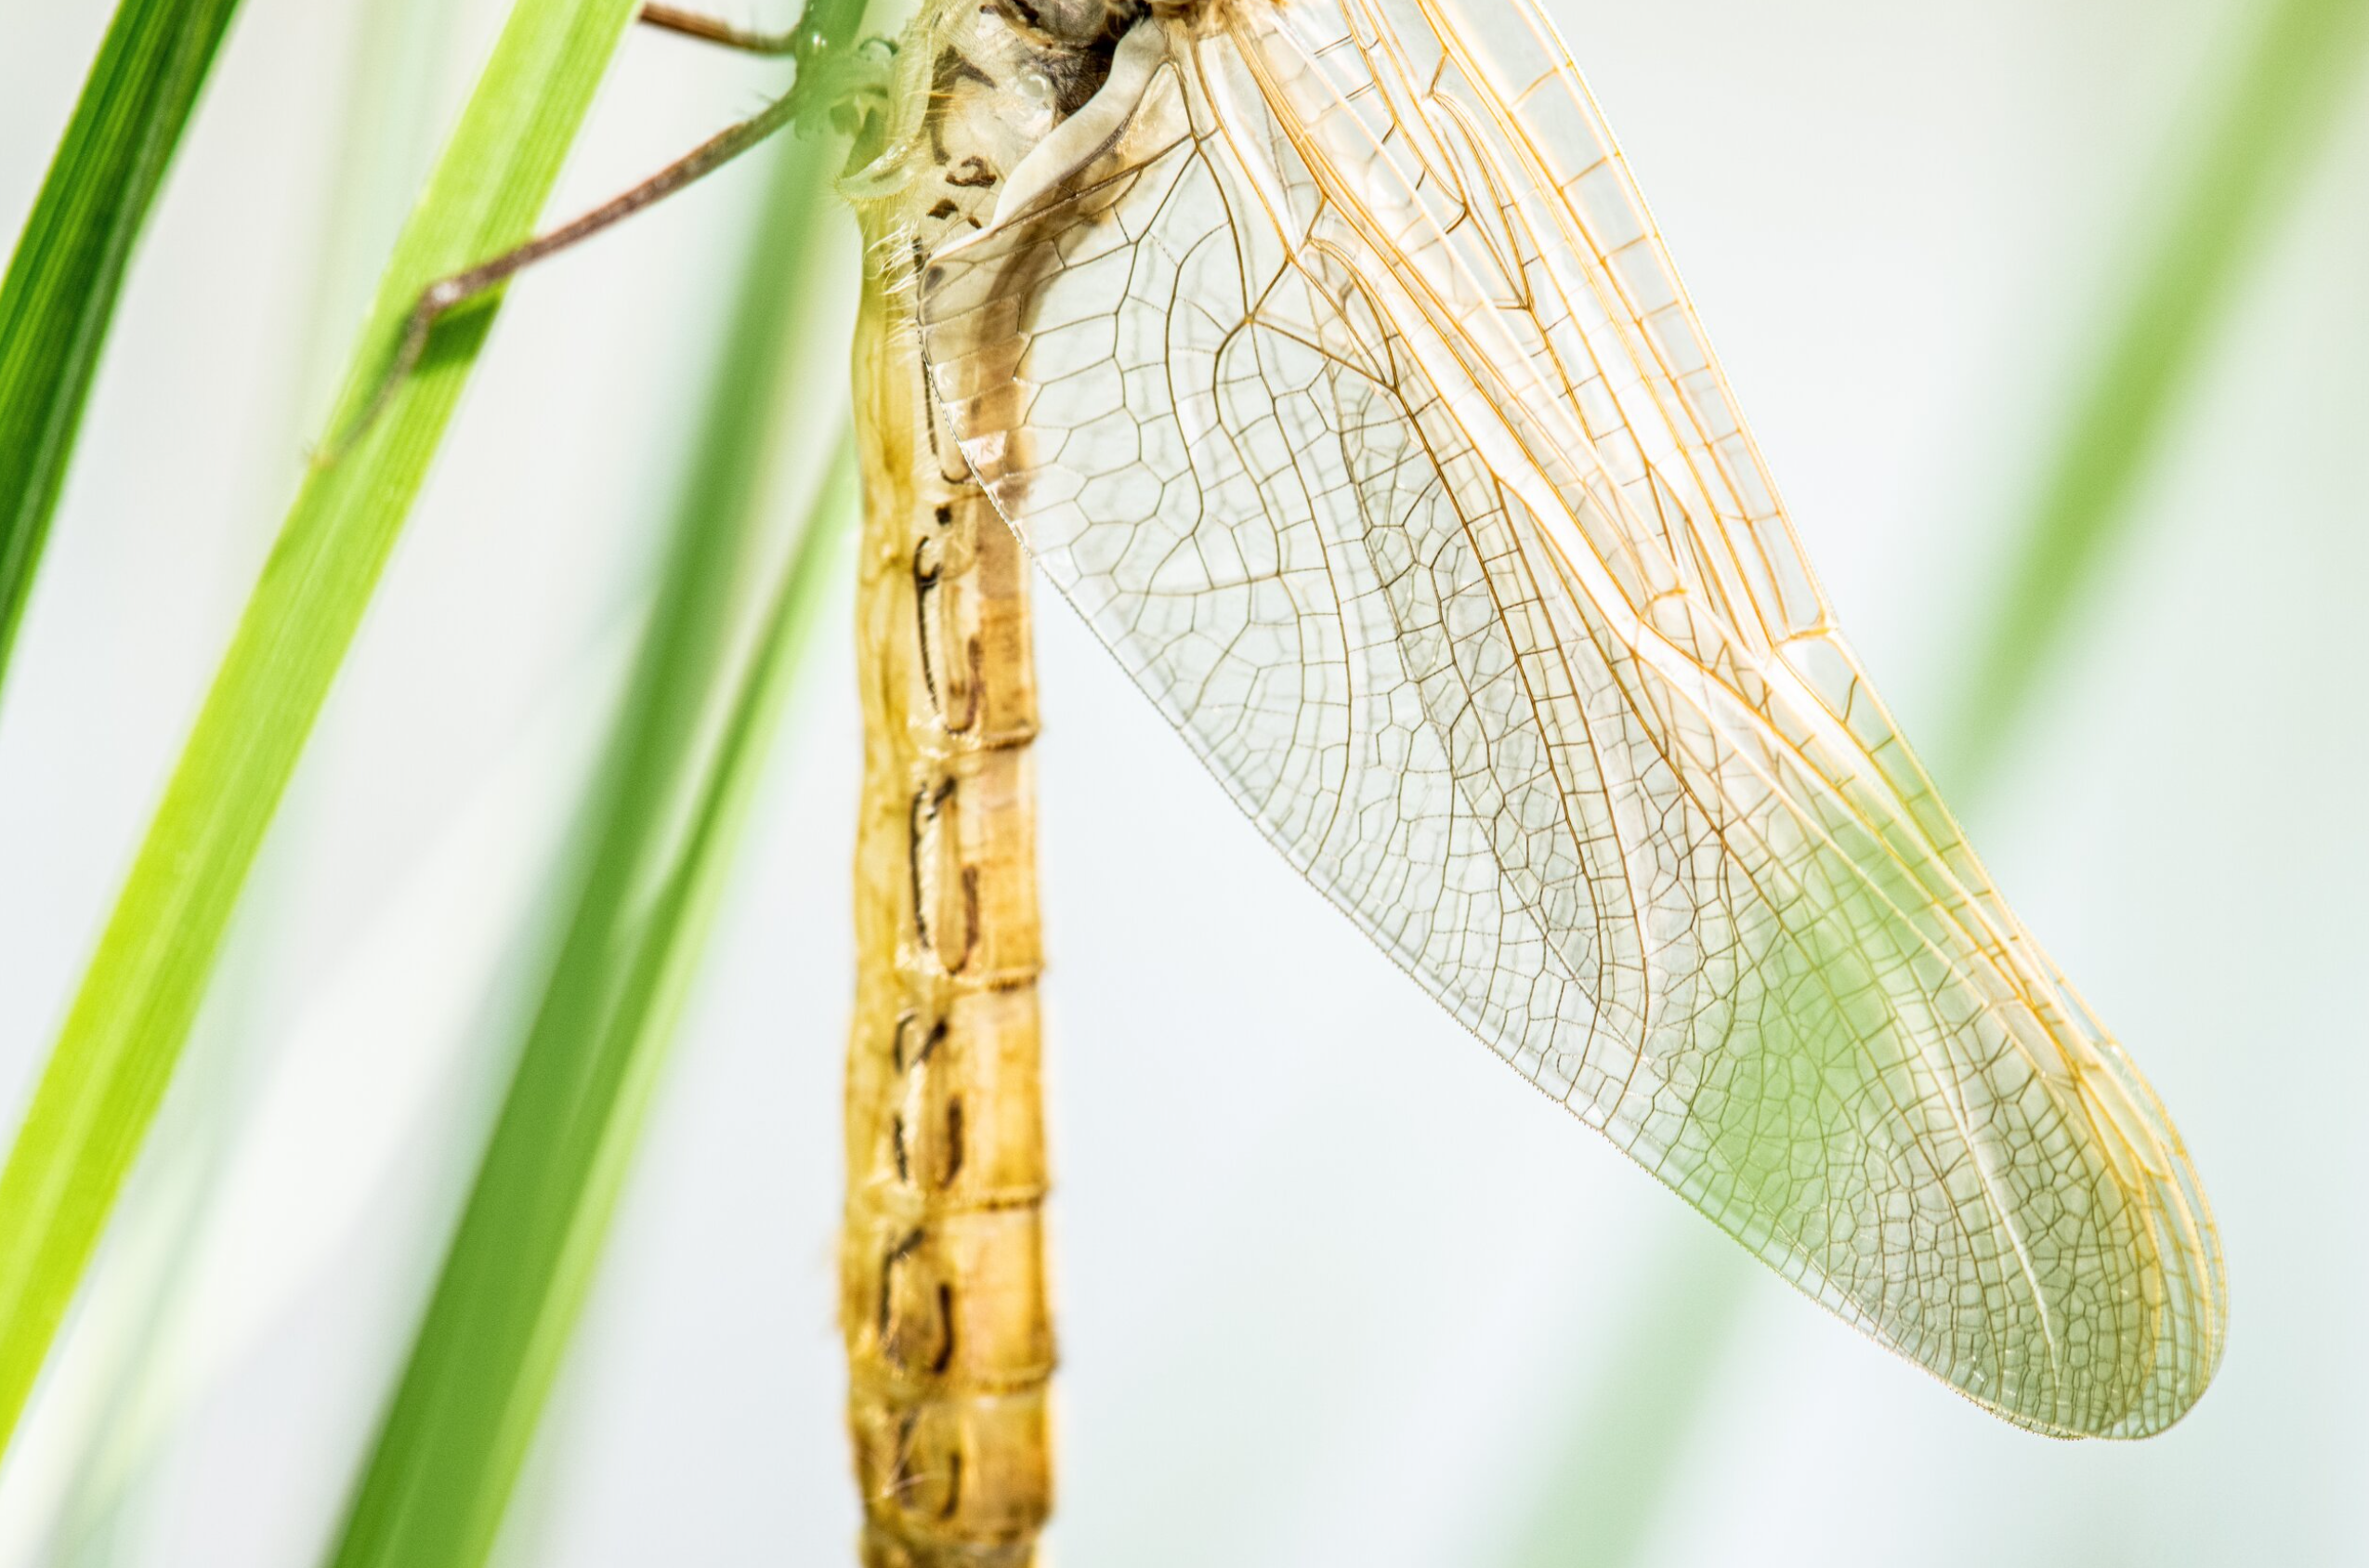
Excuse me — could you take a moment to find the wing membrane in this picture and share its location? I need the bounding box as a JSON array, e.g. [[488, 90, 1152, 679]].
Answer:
[[914, 0, 2222, 1436]]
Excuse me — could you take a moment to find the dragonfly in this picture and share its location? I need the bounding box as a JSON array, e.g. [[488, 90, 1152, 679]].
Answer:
[[373, 0, 2228, 1560]]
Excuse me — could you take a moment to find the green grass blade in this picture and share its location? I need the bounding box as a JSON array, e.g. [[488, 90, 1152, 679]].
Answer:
[[15, 2, 492, 1552], [0, 0, 243, 702], [1947, 0, 2369, 781], [319, 132, 852, 1568], [0, 0, 642, 1465], [1501, 5, 2369, 1562]]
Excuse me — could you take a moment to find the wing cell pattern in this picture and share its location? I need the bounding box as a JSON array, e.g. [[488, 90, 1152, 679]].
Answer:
[[916, 0, 2222, 1437]]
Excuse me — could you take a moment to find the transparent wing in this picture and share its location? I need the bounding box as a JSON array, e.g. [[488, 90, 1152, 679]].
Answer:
[[916, 2, 2222, 1437]]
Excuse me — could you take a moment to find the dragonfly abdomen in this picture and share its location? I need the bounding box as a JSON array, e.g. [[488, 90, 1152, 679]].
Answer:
[[844, 115, 1056, 1558]]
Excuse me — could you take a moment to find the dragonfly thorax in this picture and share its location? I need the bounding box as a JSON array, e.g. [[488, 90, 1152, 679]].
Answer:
[[857, 0, 1177, 253]]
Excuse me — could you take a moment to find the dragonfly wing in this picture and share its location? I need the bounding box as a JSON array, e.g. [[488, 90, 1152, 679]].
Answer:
[[916, 3, 2221, 1438]]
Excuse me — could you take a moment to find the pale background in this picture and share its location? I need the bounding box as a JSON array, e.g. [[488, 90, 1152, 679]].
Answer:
[[0, 0, 2362, 1563]]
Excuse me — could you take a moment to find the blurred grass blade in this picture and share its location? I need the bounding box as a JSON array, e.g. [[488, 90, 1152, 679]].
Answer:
[[1496, 1234, 1747, 1568], [321, 132, 852, 1568], [294, 0, 477, 421], [0, 0, 642, 1465], [0, 0, 243, 702], [1503, 4, 2369, 1563], [1950, 0, 2369, 779]]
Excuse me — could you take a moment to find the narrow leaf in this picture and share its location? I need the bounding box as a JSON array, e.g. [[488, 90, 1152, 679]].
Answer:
[[0, 0, 643, 1462], [1948, 0, 2369, 779], [0, 0, 243, 701]]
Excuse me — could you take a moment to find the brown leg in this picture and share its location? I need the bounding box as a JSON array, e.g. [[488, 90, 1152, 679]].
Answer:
[[638, 3, 799, 54], [322, 85, 803, 464]]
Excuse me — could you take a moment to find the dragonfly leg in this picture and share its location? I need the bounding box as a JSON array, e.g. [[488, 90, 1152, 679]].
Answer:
[[637, 3, 800, 53], [320, 83, 811, 464], [319, 85, 805, 464]]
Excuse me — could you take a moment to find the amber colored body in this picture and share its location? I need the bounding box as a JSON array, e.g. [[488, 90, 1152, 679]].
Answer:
[[843, 248, 1055, 1566]]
